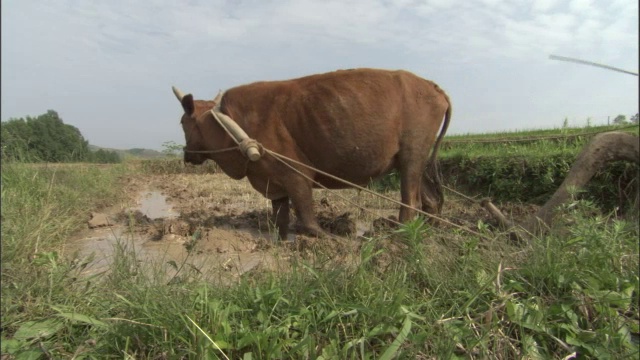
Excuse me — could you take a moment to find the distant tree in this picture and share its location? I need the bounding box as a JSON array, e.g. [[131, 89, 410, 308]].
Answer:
[[631, 113, 639, 124], [161, 141, 184, 157], [91, 148, 121, 163], [128, 148, 146, 155], [1, 110, 94, 162], [1, 118, 32, 160], [612, 114, 627, 125]]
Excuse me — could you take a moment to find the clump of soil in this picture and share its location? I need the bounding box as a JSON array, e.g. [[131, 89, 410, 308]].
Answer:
[[372, 215, 399, 232], [142, 219, 195, 241], [318, 211, 356, 236], [285, 232, 359, 267], [112, 209, 195, 241], [88, 212, 112, 229], [113, 210, 153, 225]]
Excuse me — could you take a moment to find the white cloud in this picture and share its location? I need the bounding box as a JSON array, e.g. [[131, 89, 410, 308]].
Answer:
[[532, 0, 559, 12], [2, 0, 637, 149], [536, 13, 576, 30], [569, 0, 593, 12], [12, 0, 632, 66]]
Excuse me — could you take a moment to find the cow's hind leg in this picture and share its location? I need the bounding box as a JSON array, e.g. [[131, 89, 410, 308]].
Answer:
[[398, 164, 423, 223], [271, 197, 290, 240], [421, 161, 444, 222]]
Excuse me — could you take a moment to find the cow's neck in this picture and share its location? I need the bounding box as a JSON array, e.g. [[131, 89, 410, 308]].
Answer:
[[210, 150, 248, 180]]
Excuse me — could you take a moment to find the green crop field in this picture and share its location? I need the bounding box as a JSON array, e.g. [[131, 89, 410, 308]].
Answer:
[[440, 124, 639, 208], [1, 124, 638, 359]]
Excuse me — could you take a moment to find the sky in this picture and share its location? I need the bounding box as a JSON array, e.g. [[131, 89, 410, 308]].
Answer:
[[2, 0, 638, 150]]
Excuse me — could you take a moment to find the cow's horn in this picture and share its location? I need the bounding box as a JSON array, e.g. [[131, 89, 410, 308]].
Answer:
[[213, 90, 223, 103], [172, 86, 186, 102]]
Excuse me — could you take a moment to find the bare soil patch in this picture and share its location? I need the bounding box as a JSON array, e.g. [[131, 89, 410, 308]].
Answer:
[[66, 172, 538, 281]]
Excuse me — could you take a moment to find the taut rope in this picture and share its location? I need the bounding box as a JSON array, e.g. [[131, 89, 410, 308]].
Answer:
[[183, 107, 492, 239]]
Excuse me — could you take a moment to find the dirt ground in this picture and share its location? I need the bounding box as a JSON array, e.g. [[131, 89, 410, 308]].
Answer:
[[66, 171, 538, 282]]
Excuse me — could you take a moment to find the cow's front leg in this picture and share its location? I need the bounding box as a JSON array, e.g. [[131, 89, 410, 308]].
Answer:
[[286, 179, 324, 237], [271, 197, 290, 240]]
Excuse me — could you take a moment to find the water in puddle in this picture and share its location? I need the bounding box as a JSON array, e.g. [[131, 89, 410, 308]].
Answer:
[[138, 191, 178, 219], [70, 227, 128, 274]]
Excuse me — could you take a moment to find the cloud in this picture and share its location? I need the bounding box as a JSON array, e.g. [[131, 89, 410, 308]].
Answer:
[[19, 0, 633, 67], [2, 0, 637, 149], [532, 0, 559, 12]]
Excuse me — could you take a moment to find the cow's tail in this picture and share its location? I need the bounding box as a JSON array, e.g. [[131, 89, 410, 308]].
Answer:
[[423, 96, 452, 215], [429, 98, 452, 168]]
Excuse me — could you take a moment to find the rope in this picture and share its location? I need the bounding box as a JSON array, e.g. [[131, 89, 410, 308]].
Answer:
[[549, 54, 639, 76], [183, 108, 493, 239], [444, 185, 480, 203], [263, 149, 492, 240], [264, 150, 404, 228], [183, 146, 240, 155], [182, 143, 488, 238], [239, 138, 262, 156], [443, 124, 638, 145]]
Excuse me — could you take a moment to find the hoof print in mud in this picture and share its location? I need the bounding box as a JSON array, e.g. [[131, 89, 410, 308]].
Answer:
[[162, 220, 193, 237], [149, 219, 194, 242]]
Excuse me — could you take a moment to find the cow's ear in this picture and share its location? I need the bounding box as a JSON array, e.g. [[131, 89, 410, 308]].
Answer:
[[182, 94, 195, 116]]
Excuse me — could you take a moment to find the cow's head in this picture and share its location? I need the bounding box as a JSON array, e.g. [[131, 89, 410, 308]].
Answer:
[[172, 86, 219, 165]]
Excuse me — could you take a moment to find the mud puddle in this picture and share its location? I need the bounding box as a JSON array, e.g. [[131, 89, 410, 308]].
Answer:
[[137, 191, 179, 220], [68, 189, 286, 282]]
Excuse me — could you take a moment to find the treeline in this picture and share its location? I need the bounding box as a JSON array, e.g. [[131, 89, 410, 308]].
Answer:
[[1, 110, 120, 163]]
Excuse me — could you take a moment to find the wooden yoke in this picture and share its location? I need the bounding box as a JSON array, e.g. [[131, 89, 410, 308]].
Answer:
[[210, 108, 262, 161]]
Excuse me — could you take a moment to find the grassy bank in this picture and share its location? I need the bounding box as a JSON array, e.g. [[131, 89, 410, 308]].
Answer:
[[1, 160, 638, 358], [374, 124, 639, 210], [1, 163, 127, 358], [442, 124, 639, 144], [440, 125, 639, 209]]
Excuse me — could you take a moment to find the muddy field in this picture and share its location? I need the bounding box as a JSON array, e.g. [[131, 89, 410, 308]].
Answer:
[[66, 171, 538, 282]]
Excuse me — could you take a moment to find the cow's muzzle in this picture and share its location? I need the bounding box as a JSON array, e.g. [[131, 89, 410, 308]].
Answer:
[[183, 149, 206, 165]]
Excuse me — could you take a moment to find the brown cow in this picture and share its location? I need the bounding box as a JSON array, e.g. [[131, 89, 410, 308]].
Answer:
[[173, 68, 451, 239]]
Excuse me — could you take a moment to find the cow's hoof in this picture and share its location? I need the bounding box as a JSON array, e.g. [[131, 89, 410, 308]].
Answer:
[[295, 223, 328, 238]]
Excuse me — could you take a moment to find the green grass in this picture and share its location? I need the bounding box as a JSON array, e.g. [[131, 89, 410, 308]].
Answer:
[[438, 124, 639, 208], [1, 124, 639, 358], [373, 123, 639, 207], [441, 124, 638, 158], [443, 123, 639, 142], [1, 162, 128, 358], [4, 204, 637, 358], [1, 163, 126, 264]]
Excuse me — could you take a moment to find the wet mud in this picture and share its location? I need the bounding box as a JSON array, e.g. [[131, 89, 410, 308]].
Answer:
[[66, 172, 538, 282]]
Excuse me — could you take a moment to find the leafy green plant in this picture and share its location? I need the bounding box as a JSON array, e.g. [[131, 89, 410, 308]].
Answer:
[[161, 140, 184, 158]]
